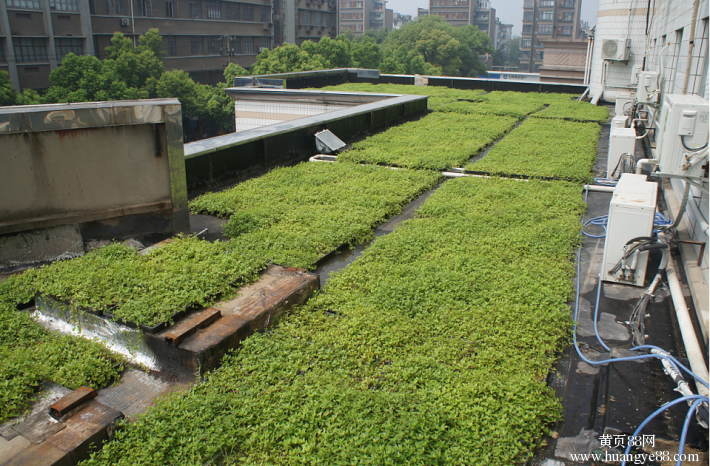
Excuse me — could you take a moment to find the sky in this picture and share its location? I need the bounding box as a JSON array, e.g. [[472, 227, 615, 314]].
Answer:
[[386, 0, 599, 37]]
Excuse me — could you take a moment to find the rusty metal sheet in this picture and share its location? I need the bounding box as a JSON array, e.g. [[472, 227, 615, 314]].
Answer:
[[164, 308, 222, 346], [49, 387, 97, 420]]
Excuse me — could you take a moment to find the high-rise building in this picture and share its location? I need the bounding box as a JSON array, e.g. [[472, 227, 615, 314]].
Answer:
[[519, 0, 584, 72], [417, 8, 428, 17], [0, 0, 276, 91], [494, 18, 512, 50], [273, 0, 338, 47], [393, 12, 411, 29], [339, 0, 388, 35]]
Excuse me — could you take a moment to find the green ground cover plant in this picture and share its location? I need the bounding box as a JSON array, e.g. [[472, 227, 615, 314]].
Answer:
[[532, 97, 610, 122], [435, 91, 546, 118], [190, 162, 442, 269], [338, 111, 517, 170], [0, 293, 125, 424], [318, 82, 486, 108], [81, 176, 585, 466], [0, 236, 267, 327], [468, 118, 601, 182]]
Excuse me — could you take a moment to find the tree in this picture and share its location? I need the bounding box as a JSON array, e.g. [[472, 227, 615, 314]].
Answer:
[[250, 43, 328, 75], [301, 37, 354, 68], [351, 37, 382, 69], [384, 16, 492, 77], [493, 36, 521, 68], [223, 63, 249, 85], [0, 71, 18, 106]]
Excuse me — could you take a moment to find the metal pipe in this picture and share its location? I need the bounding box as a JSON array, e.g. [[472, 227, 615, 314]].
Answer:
[[585, 185, 616, 192], [682, 0, 700, 94], [636, 158, 659, 174], [687, 196, 709, 237], [663, 181, 691, 231], [665, 260, 709, 397]]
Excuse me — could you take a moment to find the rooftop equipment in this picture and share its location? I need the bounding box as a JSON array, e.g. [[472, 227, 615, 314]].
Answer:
[[656, 94, 709, 178], [601, 38, 631, 61], [601, 173, 658, 287], [315, 130, 346, 154], [608, 127, 637, 179]]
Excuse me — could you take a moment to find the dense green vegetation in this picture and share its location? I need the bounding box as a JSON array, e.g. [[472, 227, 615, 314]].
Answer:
[[434, 91, 546, 118], [0, 290, 125, 423], [190, 163, 442, 269], [338, 112, 517, 170], [81, 176, 585, 466], [0, 237, 266, 327], [532, 98, 610, 122], [469, 118, 601, 182], [319, 82, 486, 108]]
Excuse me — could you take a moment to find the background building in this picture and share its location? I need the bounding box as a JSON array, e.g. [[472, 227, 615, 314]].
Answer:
[[273, 0, 338, 47], [494, 18, 512, 50], [0, 0, 276, 91], [392, 11, 411, 29], [519, 0, 584, 72], [339, 0, 389, 35]]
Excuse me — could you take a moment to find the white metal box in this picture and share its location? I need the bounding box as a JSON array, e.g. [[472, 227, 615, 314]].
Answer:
[[636, 71, 659, 104], [611, 115, 629, 130], [608, 127, 637, 178], [615, 98, 635, 118], [657, 94, 709, 178], [601, 174, 658, 287], [601, 38, 631, 61]]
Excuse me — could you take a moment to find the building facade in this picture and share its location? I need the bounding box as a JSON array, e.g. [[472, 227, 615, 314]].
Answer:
[[494, 18, 512, 50], [1, 0, 281, 91], [519, 0, 584, 72], [392, 11, 410, 29], [339, 0, 387, 35], [273, 0, 337, 47]]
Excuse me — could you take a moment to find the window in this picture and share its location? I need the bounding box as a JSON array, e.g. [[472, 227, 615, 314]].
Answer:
[[105, 0, 124, 15], [261, 36, 269, 50], [326, 13, 333, 26], [208, 36, 221, 54], [523, 0, 533, 7], [340, 1, 362, 7], [0, 41, 5, 63], [315, 11, 322, 25], [539, 0, 554, 6], [206, 1, 220, 18], [14, 38, 47, 63], [138, 0, 151, 16], [521, 51, 530, 59], [522, 24, 532, 33], [561, 26, 572, 35], [539, 10, 553, 20], [89, 0, 95, 13], [6, 0, 40, 9], [564, 0, 574, 7], [166, 36, 176, 56], [225, 2, 238, 19], [191, 38, 203, 55], [302, 10, 310, 25], [521, 38, 531, 47], [261, 5, 269, 22], [228, 36, 240, 54], [535, 51, 544, 60], [165, 0, 175, 16], [55, 38, 83, 61], [50, 0, 78, 10], [523, 12, 532, 21], [243, 4, 252, 21], [243, 36, 253, 54], [189, 1, 201, 18], [538, 24, 552, 34]]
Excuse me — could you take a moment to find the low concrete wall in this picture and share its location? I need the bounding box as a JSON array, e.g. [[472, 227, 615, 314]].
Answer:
[[183, 90, 428, 193], [0, 99, 189, 241]]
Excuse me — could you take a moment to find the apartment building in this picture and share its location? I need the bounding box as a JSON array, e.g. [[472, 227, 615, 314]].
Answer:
[[519, 0, 583, 72], [494, 18, 512, 50], [339, 0, 389, 35], [273, 0, 338, 47], [1, 0, 274, 91]]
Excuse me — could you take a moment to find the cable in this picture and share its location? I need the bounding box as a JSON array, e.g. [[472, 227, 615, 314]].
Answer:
[[680, 135, 709, 152], [620, 395, 709, 466], [676, 399, 707, 466], [582, 216, 609, 238]]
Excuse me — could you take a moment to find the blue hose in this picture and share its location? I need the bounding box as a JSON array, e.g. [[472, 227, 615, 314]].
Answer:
[[619, 395, 709, 466], [676, 399, 707, 466]]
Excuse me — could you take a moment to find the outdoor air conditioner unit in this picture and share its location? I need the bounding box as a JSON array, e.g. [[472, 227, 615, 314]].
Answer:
[[120, 17, 130, 26], [601, 38, 631, 61]]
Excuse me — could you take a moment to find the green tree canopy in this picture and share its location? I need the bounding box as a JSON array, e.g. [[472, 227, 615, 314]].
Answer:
[[384, 16, 492, 77], [250, 43, 329, 75]]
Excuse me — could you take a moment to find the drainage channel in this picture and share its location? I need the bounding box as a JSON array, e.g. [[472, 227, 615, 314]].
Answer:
[[313, 183, 443, 285]]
